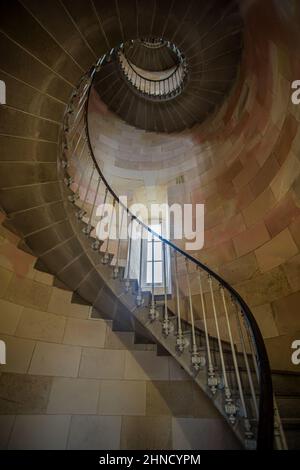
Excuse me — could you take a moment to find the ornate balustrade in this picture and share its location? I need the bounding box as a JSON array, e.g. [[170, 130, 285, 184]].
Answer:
[[59, 51, 288, 450]]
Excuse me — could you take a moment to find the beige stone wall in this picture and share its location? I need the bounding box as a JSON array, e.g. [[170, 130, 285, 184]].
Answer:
[[87, 2, 300, 372], [0, 214, 239, 450], [183, 2, 300, 372]]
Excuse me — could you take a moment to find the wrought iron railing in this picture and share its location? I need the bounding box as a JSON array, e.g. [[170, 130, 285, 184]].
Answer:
[[139, 37, 167, 49], [116, 42, 188, 101], [60, 51, 288, 450]]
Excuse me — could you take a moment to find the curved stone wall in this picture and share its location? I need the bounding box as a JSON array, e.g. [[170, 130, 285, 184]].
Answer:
[[88, 1, 300, 371], [176, 1, 300, 372], [0, 0, 299, 379]]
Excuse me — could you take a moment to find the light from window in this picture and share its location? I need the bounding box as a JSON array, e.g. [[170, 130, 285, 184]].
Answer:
[[146, 224, 163, 284]]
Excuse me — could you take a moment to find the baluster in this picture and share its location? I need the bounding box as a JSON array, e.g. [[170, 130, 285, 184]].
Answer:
[[67, 146, 88, 203], [162, 243, 173, 336], [136, 224, 144, 307], [113, 204, 125, 279], [102, 198, 116, 265], [186, 260, 205, 370], [82, 175, 101, 236], [124, 217, 134, 292], [209, 275, 236, 423], [233, 300, 259, 420], [63, 172, 73, 188], [220, 287, 250, 433], [149, 233, 159, 321], [76, 137, 88, 165], [72, 125, 86, 156], [174, 251, 188, 353], [76, 164, 95, 220], [70, 98, 86, 132], [77, 84, 89, 107], [70, 109, 85, 139], [198, 270, 217, 393], [77, 80, 91, 107], [92, 187, 108, 251], [243, 320, 260, 384]]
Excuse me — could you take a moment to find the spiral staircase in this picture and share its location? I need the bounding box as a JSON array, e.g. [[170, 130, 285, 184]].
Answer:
[[0, 0, 299, 451], [57, 50, 282, 450]]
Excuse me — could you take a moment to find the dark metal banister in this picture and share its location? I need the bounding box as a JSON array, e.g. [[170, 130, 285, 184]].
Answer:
[[84, 56, 274, 450]]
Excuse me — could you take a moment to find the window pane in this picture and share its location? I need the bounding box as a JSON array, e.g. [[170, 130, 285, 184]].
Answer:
[[147, 241, 162, 261], [155, 261, 163, 283], [146, 261, 163, 284], [147, 224, 161, 241]]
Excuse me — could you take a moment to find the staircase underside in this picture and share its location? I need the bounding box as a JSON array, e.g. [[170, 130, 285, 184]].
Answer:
[[94, 3, 243, 133]]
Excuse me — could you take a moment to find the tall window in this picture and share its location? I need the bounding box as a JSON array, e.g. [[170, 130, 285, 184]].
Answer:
[[146, 224, 163, 285]]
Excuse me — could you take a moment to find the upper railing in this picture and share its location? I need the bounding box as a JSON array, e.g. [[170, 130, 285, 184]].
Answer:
[[59, 51, 286, 450], [116, 41, 188, 101], [139, 37, 167, 49]]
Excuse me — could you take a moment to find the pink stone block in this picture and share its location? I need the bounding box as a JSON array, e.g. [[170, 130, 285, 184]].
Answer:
[[264, 193, 300, 237], [255, 228, 298, 272], [233, 222, 270, 258], [250, 153, 280, 198]]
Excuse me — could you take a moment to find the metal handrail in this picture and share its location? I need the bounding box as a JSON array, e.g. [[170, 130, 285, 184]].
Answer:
[[63, 52, 275, 449]]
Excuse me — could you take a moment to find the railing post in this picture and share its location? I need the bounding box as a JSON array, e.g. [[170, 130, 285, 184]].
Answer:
[[198, 269, 218, 393], [76, 165, 95, 220], [113, 204, 125, 279], [67, 145, 88, 204], [72, 125, 85, 155], [102, 198, 116, 265], [162, 242, 173, 336], [82, 175, 101, 236], [136, 224, 144, 307], [149, 234, 159, 320], [124, 217, 134, 293], [232, 299, 259, 420], [174, 251, 188, 353], [220, 287, 251, 434], [209, 275, 236, 422], [186, 259, 205, 370], [91, 187, 108, 251]]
